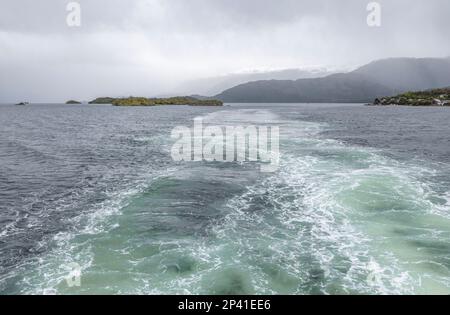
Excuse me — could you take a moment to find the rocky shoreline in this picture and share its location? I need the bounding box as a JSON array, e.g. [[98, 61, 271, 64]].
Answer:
[[372, 87, 450, 106]]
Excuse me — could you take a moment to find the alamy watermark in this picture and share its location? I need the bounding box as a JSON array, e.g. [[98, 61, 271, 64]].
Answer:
[[367, 2, 382, 27], [65, 2, 381, 28], [171, 118, 280, 173], [65, 262, 82, 287], [66, 2, 81, 27]]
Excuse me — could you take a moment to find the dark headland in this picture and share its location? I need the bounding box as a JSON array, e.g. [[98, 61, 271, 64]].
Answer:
[[66, 100, 82, 104]]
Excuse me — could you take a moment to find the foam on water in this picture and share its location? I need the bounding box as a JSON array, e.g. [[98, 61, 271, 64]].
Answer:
[[2, 107, 450, 294], [12, 167, 179, 294]]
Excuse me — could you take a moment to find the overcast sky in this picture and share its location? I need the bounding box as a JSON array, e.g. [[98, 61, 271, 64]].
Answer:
[[1, 0, 450, 102]]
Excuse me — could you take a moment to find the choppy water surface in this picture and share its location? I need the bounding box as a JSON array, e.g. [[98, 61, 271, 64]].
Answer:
[[0, 103, 449, 294]]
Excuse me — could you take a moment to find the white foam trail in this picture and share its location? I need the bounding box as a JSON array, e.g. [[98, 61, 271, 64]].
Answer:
[[203, 115, 449, 294], [7, 108, 450, 295], [14, 166, 179, 295]]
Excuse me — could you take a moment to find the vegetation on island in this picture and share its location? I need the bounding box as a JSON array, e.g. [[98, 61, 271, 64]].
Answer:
[[89, 96, 223, 106], [66, 100, 82, 104], [88, 97, 117, 104], [374, 87, 450, 106]]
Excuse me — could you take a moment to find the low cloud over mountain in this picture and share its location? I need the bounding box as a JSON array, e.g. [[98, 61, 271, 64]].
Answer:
[[216, 57, 450, 103]]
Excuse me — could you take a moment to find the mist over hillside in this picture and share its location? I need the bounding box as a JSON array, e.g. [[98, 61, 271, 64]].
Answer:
[[216, 57, 450, 103], [174, 67, 336, 96], [353, 57, 450, 91]]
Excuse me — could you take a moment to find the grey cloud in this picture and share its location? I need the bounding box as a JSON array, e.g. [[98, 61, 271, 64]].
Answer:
[[1, 0, 450, 102]]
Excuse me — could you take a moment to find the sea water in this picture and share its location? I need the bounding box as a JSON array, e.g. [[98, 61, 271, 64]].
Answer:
[[0, 103, 449, 294]]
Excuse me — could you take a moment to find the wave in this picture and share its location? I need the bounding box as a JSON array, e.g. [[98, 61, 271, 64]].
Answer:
[[3, 107, 449, 295]]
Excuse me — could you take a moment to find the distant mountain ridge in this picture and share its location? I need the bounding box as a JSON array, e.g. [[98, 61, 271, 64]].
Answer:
[[175, 67, 335, 96], [216, 57, 450, 103]]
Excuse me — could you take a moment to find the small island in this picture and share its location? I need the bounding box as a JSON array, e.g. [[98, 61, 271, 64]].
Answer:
[[89, 97, 116, 104], [15, 102, 29, 106], [66, 100, 82, 104], [373, 87, 450, 106], [89, 96, 223, 107]]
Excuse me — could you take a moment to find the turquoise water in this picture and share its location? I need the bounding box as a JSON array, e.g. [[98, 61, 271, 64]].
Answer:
[[0, 104, 449, 294]]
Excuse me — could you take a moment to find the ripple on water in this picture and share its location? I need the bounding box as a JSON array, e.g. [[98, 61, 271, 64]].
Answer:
[[1, 106, 450, 294]]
